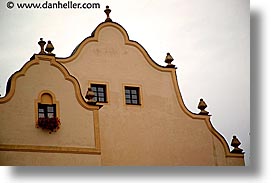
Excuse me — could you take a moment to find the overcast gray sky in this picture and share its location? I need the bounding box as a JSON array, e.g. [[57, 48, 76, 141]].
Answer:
[[0, 0, 250, 165]]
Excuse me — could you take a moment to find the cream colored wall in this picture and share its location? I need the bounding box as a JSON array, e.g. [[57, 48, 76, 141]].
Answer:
[[58, 24, 243, 165], [226, 156, 245, 166], [0, 57, 101, 165], [0, 22, 244, 166], [0, 60, 95, 147], [0, 151, 100, 166]]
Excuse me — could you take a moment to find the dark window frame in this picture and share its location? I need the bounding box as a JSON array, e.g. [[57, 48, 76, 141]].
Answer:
[[91, 84, 107, 103], [38, 103, 56, 119], [124, 86, 141, 105]]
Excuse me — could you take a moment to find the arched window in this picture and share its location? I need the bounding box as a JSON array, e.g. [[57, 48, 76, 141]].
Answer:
[[38, 93, 56, 118], [35, 91, 59, 126]]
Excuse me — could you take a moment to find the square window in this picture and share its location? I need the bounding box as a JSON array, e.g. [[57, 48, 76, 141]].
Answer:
[[124, 86, 140, 105], [91, 84, 107, 103]]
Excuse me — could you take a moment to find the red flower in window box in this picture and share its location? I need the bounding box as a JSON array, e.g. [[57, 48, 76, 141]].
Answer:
[[37, 117, 61, 134]]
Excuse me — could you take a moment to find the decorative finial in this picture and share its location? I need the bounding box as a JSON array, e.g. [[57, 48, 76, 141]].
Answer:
[[165, 53, 175, 68], [85, 87, 97, 105], [38, 38, 46, 55], [230, 135, 243, 154], [45, 40, 54, 55], [198, 98, 209, 115], [104, 5, 112, 22]]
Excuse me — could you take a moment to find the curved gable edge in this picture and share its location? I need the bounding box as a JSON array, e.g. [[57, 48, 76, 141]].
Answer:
[[0, 59, 39, 103], [0, 55, 102, 111], [55, 21, 242, 159], [56, 22, 166, 70], [0, 55, 102, 155], [171, 69, 243, 158]]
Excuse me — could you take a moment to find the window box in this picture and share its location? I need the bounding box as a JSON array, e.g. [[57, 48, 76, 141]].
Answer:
[[37, 117, 61, 134]]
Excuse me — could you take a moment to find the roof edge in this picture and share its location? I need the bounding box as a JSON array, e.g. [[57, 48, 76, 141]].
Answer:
[[56, 21, 170, 71], [0, 55, 102, 111]]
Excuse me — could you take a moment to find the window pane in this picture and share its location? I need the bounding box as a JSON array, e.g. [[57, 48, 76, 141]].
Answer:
[[48, 113, 54, 118], [47, 106, 54, 112], [38, 108, 44, 113], [131, 90, 137, 94], [91, 87, 97, 92], [98, 92, 104, 97], [99, 98, 104, 102], [98, 87, 104, 92], [132, 99, 138, 104], [125, 94, 131, 99], [132, 95, 137, 99], [125, 89, 130, 94], [126, 99, 131, 104], [92, 97, 97, 101], [39, 113, 45, 118]]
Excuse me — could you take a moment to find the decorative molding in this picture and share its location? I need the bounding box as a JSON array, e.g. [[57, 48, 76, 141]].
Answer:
[[0, 110, 101, 154], [0, 144, 100, 155], [169, 70, 243, 158], [48, 57, 102, 111], [57, 22, 170, 73], [1, 55, 101, 111], [93, 110, 101, 150], [0, 60, 39, 103]]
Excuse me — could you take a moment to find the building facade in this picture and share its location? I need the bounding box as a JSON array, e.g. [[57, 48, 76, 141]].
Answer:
[[0, 6, 244, 166]]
